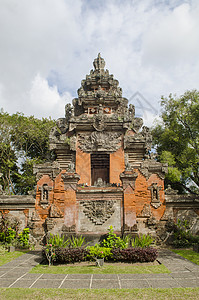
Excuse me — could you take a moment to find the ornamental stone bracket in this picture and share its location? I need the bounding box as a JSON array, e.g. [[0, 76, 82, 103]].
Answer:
[[80, 200, 116, 225], [34, 161, 60, 181], [38, 184, 53, 209], [61, 172, 80, 191], [45, 217, 55, 232], [148, 183, 162, 209], [62, 224, 76, 233], [120, 170, 138, 191], [49, 204, 63, 218], [165, 184, 178, 195], [122, 223, 138, 233], [78, 131, 121, 152], [138, 203, 151, 218], [124, 126, 152, 151], [139, 159, 168, 180]]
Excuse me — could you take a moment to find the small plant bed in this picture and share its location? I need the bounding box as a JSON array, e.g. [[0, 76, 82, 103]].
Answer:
[[43, 226, 158, 267], [31, 261, 169, 274], [0, 249, 26, 266], [172, 249, 199, 265]]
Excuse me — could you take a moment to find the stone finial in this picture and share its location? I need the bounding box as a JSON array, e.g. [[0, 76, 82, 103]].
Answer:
[[93, 53, 105, 71]]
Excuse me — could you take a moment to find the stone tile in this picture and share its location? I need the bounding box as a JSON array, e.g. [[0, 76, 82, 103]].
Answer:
[[118, 274, 146, 280], [120, 279, 149, 289], [185, 266, 199, 272], [148, 279, 181, 288], [0, 267, 10, 271], [13, 267, 31, 272], [91, 279, 120, 289], [20, 273, 42, 280], [0, 279, 16, 288], [1, 274, 20, 280], [93, 274, 118, 279], [31, 279, 62, 288], [0, 270, 6, 276], [144, 273, 172, 279], [67, 274, 92, 279], [1, 271, 27, 278], [176, 278, 199, 288], [10, 279, 34, 288], [170, 272, 197, 279], [165, 265, 190, 272], [61, 279, 91, 289], [40, 273, 66, 280], [193, 272, 199, 277]]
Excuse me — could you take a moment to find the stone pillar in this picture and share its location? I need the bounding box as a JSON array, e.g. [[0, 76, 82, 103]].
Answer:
[[61, 172, 80, 233], [120, 169, 138, 234]]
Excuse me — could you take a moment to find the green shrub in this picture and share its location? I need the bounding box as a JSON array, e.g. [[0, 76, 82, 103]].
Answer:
[[5, 228, 16, 244], [86, 244, 112, 261], [47, 233, 69, 248], [131, 234, 154, 248], [17, 228, 30, 248], [45, 243, 56, 266], [0, 232, 5, 242], [100, 226, 129, 249], [0, 244, 7, 255], [172, 219, 195, 248], [111, 247, 158, 262], [54, 247, 88, 264], [69, 235, 87, 248]]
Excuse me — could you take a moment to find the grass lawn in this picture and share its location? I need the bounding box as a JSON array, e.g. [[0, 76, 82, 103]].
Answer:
[[0, 288, 199, 300], [30, 262, 170, 274], [172, 249, 199, 265], [0, 250, 26, 266]]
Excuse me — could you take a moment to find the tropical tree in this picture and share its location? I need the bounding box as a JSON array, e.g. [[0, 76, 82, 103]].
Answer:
[[152, 90, 199, 194], [0, 110, 55, 194]]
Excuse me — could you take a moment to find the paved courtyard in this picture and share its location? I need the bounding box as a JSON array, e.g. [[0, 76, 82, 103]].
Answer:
[[0, 249, 199, 289]]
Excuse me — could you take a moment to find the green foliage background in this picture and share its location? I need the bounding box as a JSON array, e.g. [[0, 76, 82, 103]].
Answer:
[[152, 90, 199, 194], [0, 110, 55, 194]]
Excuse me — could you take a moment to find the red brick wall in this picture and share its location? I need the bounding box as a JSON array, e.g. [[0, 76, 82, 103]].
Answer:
[[76, 147, 91, 185], [110, 147, 125, 184]]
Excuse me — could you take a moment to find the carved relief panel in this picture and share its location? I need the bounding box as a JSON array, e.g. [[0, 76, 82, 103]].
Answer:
[[78, 131, 121, 152]]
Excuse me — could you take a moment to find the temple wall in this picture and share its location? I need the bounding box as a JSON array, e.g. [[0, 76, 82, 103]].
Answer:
[[76, 189, 122, 233], [76, 147, 91, 185], [110, 147, 125, 184], [0, 192, 199, 240], [0, 195, 35, 232]]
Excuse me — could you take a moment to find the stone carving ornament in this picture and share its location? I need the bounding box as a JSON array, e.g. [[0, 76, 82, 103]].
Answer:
[[93, 113, 106, 131], [80, 200, 116, 225], [78, 131, 121, 152], [148, 183, 162, 209]]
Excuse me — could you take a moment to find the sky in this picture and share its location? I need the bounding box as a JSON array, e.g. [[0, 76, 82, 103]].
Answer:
[[0, 0, 199, 127]]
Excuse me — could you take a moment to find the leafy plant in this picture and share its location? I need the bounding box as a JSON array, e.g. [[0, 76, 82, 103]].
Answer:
[[47, 233, 69, 249], [45, 243, 56, 266], [0, 244, 6, 255], [5, 227, 16, 244], [172, 219, 193, 248], [68, 235, 88, 248], [86, 244, 112, 261], [131, 234, 154, 248], [17, 228, 30, 248], [100, 226, 129, 249]]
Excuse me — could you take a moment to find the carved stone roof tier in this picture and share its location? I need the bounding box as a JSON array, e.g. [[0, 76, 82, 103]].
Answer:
[[49, 54, 157, 166], [72, 53, 129, 118]]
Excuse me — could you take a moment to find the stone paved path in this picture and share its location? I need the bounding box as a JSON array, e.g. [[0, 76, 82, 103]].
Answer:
[[0, 249, 199, 289]]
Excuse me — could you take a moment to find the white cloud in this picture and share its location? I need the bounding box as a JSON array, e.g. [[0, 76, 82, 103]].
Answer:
[[28, 74, 72, 119], [0, 0, 198, 124]]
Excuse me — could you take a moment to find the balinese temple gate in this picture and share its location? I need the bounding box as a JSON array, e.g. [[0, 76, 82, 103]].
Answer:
[[32, 54, 168, 240]]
